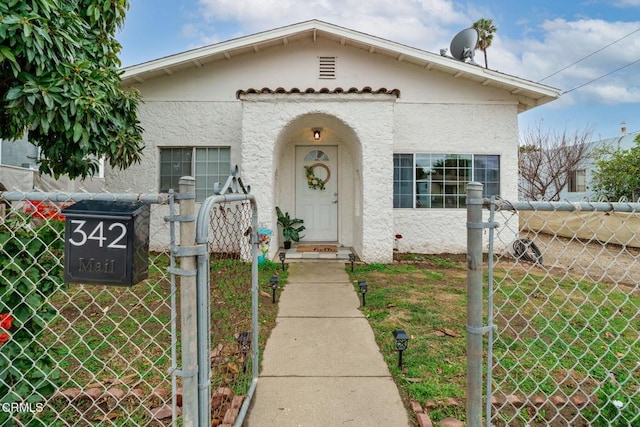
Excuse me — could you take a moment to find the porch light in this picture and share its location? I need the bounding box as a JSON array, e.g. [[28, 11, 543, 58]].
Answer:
[[393, 329, 410, 369], [270, 276, 279, 304], [279, 251, 286, 270], [236, 331, 251, 373], [313, 128, 321, 141], [349, 253, 355, 272], [358, 281, 368, 307]]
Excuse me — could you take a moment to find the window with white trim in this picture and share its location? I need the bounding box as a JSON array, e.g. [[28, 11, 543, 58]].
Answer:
[[393, 153, 500, 208], [159, 147, 230, 201], [568, 169, 586, 192]]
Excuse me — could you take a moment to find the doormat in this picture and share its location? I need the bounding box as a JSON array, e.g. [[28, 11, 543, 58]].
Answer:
[[295, 245, 337, 253]]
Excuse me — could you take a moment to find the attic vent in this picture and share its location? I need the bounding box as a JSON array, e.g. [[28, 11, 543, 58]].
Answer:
[[319, 56, 336, 79]]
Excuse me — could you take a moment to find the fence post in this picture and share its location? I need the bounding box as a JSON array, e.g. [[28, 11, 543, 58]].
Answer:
[[179, 177, 199, 426], [466, 182, 484, 427]]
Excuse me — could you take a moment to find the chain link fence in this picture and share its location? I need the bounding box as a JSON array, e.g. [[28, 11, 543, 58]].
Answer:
[[1, 171, 267, 427], [0, 191, 177, 426], [488, 199, 640, 426], [204, 199, 256, 426]]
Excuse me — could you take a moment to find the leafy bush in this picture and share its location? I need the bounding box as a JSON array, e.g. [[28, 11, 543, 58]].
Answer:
[[0, 212, 65, 422]]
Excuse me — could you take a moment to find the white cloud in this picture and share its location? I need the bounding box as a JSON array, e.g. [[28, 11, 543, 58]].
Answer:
[[492, 18, 640, 106], [182, 0, 640, 107], [613, 0, 640, 7], [577, 80, 640, 104], [192, 0, 470, 50]]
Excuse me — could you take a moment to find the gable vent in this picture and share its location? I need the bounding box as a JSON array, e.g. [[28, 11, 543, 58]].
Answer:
[[319, 56, 336, 79]]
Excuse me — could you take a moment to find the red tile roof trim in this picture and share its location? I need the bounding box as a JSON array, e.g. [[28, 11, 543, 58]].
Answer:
[[236, 87, 401, 99]]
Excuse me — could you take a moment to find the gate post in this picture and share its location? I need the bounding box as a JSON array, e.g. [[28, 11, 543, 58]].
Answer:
[[466, 182, 484, 427], [179, 177, 199, 426]]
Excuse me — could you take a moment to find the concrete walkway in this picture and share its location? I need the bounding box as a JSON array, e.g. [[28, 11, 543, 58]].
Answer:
[[244, 261, 411, 427]]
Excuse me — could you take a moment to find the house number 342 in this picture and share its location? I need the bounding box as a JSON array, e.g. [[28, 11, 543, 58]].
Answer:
[[67, 219, 128, 249]]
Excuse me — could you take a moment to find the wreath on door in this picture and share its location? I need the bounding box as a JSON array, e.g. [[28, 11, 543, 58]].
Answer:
[[304, 163, 330, 190]]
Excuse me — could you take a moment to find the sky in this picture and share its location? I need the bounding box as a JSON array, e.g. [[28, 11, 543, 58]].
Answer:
[[116, 0, 640, 141]]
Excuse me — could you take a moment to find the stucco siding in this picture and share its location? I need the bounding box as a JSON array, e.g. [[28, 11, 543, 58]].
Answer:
[[391, 102, 519, 254], [128, 38, 512, 105], [112, 27, 540, 261], [240, 95, 394, 263], [106, 101, 243, 193]]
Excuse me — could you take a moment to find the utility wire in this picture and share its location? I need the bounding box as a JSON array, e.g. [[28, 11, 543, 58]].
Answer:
[[562, 57, 640, 94], [538, 26, 640, 83]]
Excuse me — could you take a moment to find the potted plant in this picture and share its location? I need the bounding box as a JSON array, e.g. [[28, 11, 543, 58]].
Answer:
[[276, 207, 305, 249]]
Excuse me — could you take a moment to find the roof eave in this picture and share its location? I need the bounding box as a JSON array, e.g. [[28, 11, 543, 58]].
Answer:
[[121, 19, 560, 109]]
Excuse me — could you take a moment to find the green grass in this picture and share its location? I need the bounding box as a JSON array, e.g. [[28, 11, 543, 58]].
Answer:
[[32, 253, 285, 426], [348, 255, 640, 425], [348, 259, 468, 422]]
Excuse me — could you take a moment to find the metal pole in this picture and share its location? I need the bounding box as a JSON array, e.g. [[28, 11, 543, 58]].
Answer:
[[485, 197, 497, 427], [179, 177, 198, 426], [466, 182, 484, 427], [168, 190, 178, 427], [196, 229, 211, 425]]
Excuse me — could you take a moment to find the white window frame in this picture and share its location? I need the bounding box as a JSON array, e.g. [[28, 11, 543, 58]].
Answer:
[[568, 169, 587, 193], [394, 153, 500, 209], [159, 147, 231, 201]]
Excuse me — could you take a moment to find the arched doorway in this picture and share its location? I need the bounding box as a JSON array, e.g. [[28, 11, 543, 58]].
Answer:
[[273, 113, 362, 248]]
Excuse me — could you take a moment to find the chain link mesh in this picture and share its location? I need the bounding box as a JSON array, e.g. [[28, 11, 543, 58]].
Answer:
[[490, 201, 640, 426], [0, 193, 174, 426], [206, 200, 255, 425]]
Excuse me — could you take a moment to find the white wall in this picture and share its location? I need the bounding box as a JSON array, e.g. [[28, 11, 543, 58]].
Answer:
[[114, 36, 528, 260], [106, 102, 243, 192], [392, 103, 519, 254], [127, 38, 513, 105], [240, 94, 395, 263]]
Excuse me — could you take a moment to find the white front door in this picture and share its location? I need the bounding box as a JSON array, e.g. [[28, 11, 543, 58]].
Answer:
[[295, 146, 338, 241]]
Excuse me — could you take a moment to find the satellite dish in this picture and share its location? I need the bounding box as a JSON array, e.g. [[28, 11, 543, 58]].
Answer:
[[449, 28, 479, 65]]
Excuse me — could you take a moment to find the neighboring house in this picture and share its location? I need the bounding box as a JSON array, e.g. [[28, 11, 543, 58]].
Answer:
[[0, 135, 38, 191], [0, 136, 105, 193], [559, 128, 640, 202], [115, 20, 559, 262], [0, 135, 39, 170]]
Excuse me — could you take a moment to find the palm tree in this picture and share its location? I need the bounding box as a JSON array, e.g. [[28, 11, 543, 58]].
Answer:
[[473, 18, 497, 69]]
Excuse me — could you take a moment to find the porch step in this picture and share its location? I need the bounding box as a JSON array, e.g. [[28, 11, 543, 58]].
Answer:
[[278, 246, 353, 260]]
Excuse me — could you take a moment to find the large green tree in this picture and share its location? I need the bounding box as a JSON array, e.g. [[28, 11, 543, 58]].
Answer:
[[473, 18, 497, 69], [591, 135, 640, 202], [0, 0, 143, 179]]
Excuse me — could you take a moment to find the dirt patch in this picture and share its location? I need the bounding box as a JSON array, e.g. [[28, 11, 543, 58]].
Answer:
[[491, 399, 593, 427], [519, 232, 640, 287]]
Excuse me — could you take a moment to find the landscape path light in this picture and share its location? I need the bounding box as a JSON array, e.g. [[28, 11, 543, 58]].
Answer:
[[393, 329, 409, 369], [349, 253, 355, 272], [279, 251, 286, 270], [358, 280, 368, 307], [269, 276, 279, 304], [236, 331, 251, 373]]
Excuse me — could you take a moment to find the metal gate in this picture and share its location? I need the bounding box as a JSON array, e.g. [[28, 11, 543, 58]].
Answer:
[[186, 166, 260, 426], [0, 189, 175, 426], [0, 167, 259, 427], [466, 183, 640, 426]]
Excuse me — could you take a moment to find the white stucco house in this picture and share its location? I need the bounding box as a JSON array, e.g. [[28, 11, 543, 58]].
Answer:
[[0, 135, 105, 193], [113, 20, 559, 263], [557, 128, 640, 202]]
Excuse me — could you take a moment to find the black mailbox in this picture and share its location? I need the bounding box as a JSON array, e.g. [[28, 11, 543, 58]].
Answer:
[[62, 200, 150, 286]]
